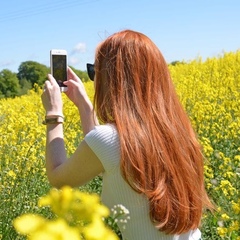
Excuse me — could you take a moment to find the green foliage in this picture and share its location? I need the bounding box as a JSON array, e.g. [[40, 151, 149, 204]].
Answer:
[[0, 69, 20, 98], [18, 78, 33, 95], [0, 62, 91, 99], [17, 61, 49, 88]]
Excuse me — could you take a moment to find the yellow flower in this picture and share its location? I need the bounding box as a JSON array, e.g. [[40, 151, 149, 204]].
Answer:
[[7, 170, 16, 179], [13, 214, 45, 235], [232, 200, 240, 214], [39, 186, 74, 217], [221, 213, 230, 220], [229, 220, 239, 232], [83, 218, 118, 240], [234, 155, 240, 161], [31, 219, 80, 240], [14, 215, 80, 240], [217, 227, 228, 237], [14, 186, 119, 240]]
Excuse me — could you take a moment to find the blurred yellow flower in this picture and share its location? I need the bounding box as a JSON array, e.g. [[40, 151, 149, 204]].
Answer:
[[14, 186, 118, 240], [14, 215, 80, 240], [14, 214, 45, 235]]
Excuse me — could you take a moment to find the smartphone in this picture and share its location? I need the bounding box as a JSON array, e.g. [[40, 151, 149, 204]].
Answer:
[[50, 49, 68, 92]]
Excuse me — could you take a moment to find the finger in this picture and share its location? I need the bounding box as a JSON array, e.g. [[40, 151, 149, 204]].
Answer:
[[44, 80, 52, 89], [67, 67, 81, 82], [47, 74, 58, 86], [63, 79, 77, 85]]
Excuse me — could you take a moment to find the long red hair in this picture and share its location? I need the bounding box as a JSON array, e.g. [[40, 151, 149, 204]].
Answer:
[[94, 30, 212, 234]]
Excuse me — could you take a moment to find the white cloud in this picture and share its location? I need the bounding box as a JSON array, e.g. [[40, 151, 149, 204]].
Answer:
[[71, 42, 86, 55], [0, 60, 15, 67], [0, 60, 17, 71], [69, 56, 80, 66]]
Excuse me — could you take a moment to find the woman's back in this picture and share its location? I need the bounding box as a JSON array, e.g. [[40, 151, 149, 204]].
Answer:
[[85, 124, 202, 240]]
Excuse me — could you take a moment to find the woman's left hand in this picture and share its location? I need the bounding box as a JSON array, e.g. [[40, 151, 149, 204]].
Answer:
[[41, 74, 63, 116]]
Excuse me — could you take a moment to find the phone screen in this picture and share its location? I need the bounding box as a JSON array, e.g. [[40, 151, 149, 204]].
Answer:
[[52, 54, 67, 87]]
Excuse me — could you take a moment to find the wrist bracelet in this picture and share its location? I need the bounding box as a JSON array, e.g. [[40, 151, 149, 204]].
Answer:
[[42, 115, 64, 125]]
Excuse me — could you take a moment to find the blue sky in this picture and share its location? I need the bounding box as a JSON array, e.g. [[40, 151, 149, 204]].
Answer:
[[0, 0, 239, 73]]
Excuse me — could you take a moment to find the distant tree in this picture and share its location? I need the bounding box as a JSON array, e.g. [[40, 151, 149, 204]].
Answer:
[[169, 61, 186, 66], [17, 61, 49, 88], [170, 61, 181, 66], [18, 78, 32, 95], [0, 69, 20, 98]]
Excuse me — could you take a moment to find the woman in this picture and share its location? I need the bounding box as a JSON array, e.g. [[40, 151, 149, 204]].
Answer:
[[41, 30, 212, 239]]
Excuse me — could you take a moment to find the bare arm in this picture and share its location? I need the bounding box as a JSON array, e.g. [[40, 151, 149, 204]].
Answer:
[[45, 123, 103, 188], [64, 67, 99, 135], [41, 70, 103, 188]]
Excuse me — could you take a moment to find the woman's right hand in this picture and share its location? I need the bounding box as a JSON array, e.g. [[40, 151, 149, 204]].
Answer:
[[64, 67, 98, 135], [63, 67, 90, 109]]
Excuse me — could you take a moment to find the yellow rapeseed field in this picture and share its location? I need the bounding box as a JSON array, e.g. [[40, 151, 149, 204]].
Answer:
[[0, 51, 239, 239]]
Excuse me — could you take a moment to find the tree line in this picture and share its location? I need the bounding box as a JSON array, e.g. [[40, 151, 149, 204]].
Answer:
[[0, 61, 89, 99]]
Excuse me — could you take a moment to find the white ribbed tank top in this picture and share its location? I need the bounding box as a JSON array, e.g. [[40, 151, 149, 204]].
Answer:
[[85, 124, 201, 240]]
